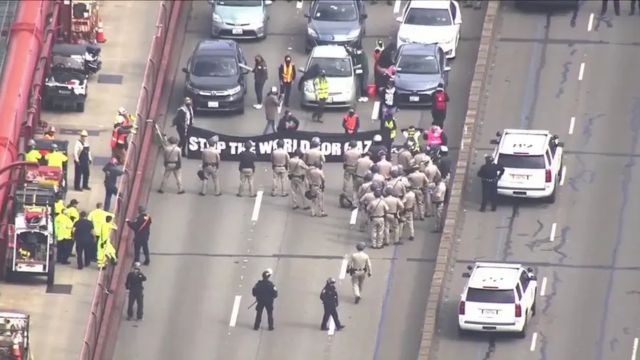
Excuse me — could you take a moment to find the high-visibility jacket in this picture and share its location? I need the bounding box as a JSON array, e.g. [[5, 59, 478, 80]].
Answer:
[[54, 199, 65, 215], [100, 222, 117, 243], [45, 151, 68, 169], [25, 149, 42, 162], [426, 128, 443, 146], [433, 90, 447, 111], [55, 212, 73, 240], [384, 119, 397, 139], [88, 208, 112, 239], [111, 126, 128, 148], [282, 63, 294, 83], [343, 114, 358, 134], [66, 206, 80, 223], [314, 77, 329, 100]]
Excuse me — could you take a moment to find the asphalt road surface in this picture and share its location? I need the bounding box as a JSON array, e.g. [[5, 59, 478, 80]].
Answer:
[[430, 2, 640, 360], [114, 1, 485, 359]]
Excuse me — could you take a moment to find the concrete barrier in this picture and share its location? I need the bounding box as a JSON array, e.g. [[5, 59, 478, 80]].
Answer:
[[416, 2, 501, 359]]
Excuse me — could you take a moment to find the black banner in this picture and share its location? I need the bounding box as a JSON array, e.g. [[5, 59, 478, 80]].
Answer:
[[186, 126, 382, 163]]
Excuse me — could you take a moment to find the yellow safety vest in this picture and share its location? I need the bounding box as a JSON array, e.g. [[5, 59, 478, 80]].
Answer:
[[66, 206, 80, 223], [384, 119, 397, 139], [282, 64, 294, 82], [54, 200, 65, 215], [45, 151, 68, 169], [54, 213, 73, 240], [314, 77, 329, 100], [88, 209, 112, 238], [100, 222, 118, 244], [25, 149, 42, 163]]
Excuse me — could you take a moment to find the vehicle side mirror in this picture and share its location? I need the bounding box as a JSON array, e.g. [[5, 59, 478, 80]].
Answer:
[[557, 142, 565, 147], [466, 265, 473, 271], [496, 131, 502, 137], [527, 267, 534, 272], [182, 67, 189, 74], [529, 274, 537, 281], [490, 139, 499, 145], [361, 13, 368, 19], [265, 0, 273, 5], [455, 17, 462, 25], [304, 13, 310, 18], [298, 67, 305, 73], [395, 16, 403, 22], [462, 272, 471, 278], [443, 66, 451, 72]]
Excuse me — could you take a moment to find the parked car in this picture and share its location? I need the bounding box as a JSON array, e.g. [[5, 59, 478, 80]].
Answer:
[[393, 43, 450, 107], [182, 40, 251, 114], [43, 55, 88, 112], [514, 0, 578, 10], [300, 45, 360, 108], [305, 0, 367, 53], [52, 43, 102, 75], [396, 0, 462, 59], [209, 0, 271, 39]]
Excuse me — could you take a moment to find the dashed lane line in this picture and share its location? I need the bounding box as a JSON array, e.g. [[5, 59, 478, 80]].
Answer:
[[229, 295, 242, 327], [578, 62, 586, 81], [569, 116, 575, 134], [339, 256, 349, 280], [530, 332, 538, 352], [560, 166, 567, 186], [632, 337, 638, 360], [549, 222, 557, 242], [251, 190, 264, 222], [588, 13, 594, 32], [540, 276, 547, 296]]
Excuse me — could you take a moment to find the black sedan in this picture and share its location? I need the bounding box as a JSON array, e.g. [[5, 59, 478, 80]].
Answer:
[[305, 0, 367, 53], [182, 39, 250, 113], [393, 43, 450, 107]]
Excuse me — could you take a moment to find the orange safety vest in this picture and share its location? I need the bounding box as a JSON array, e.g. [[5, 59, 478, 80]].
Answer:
[[426, 128, 443, 146], [343, 114, 358, 133], [433, 91, 447, 110], [43, 133, 55, 140], [111, 127, 127, 148], [282, 64, 293, 83]]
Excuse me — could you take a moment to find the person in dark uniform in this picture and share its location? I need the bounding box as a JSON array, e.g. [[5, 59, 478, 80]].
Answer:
[[631, 0, 640, 15], [172, 97, 194, 156], [437, 146, 452, 181], [253, 269, 278, 330], [477, 155, 505, 212], [73, 211, 94, 269], [601, 0, 620, 15], [126, 206, 152, 265], [320, 278, 345, 331], [125, 262, 147, 321], [369, 134, 387, 163]]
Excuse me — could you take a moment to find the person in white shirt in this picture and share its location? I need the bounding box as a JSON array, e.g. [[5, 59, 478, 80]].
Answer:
[[74, 130, 93, 191]]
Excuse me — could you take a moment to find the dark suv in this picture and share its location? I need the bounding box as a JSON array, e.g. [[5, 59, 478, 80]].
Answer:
[[393, 43, 450, 107], [182, 40, 249, 113], [305, 0, 367, 53]]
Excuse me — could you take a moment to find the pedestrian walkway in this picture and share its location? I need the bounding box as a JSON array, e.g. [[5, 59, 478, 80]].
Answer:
[[0, 1, 159, 359]]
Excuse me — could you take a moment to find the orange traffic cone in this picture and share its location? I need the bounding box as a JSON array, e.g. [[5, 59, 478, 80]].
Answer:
[[96, 20, 106, 43]]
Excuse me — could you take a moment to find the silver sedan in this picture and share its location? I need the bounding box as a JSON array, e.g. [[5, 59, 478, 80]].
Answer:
[[209, 0, 271, 40]]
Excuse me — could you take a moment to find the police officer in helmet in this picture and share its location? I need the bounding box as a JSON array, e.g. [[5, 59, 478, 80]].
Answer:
[[477, 154, 505, 212], [252, 269, 278, 330]]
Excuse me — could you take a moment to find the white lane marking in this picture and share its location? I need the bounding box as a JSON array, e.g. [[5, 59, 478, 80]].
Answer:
[[549, 222, 557, 242], [560, 166, 567, 186], [530, 332, 538, 352], [371, 101, 380, 120], [569, 116, 575, 134], [251, 190, 264, 222], [393, 0, 401, 14], [328, 317, 336, 335], [540, 276, 548, 296], [339, 257, 349, 280], [229, 295, 242, 327], [587, 13, 594, 32], [632, 337, 639, 360], [578, 62, 585, 81], [350, 208, 358, 225], [296, 0, 303, 9], [460, 141, 464, 151]]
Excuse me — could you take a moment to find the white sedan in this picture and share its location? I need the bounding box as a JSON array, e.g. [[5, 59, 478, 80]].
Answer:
[[396, 0, 462, 59]]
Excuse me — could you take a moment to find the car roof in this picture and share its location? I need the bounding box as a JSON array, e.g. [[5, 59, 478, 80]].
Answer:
[[498, 129, 551, 156], [407, 0, 451, 10], [398, 43, 438, 56], [195, 40, 238, 56], [468, 262, 523, 290], [310, 45, 349, 59]]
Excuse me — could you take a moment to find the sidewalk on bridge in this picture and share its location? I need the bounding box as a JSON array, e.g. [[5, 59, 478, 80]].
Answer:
[[0, 1, 159, 359]]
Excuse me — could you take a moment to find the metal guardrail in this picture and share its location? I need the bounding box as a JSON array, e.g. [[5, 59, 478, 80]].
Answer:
[[0, 0, 18, 83], [79, 1, 183, 359]]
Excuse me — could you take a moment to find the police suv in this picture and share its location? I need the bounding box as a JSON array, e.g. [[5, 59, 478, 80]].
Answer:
[[458, 262, 537, 338], [490, 129, 564, 203]]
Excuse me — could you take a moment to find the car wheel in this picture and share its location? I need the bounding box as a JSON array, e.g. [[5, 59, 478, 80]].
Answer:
[[517, 318, 527, 338], [76, 102, 85, 112]]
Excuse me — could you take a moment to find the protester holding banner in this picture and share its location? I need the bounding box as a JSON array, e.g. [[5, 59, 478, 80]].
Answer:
[[237, 141, 257, 197], [263, 87, 280, 135], [271, 139, 290, 197], [288, 149, 309, 210], [277, 110, 300, 134]]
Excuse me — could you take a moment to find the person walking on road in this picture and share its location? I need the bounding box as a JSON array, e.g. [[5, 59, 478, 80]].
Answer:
[[88, 203, 110, 262], [172, 97, 194, 156], [477, 155, 505, 212], [347, 243, 372, 304], [320, 278, 345, 331], [125, 262, 147, 321], [271, 139, 290, 197], [73, 130, 92, 191], [252, 55, 268, 110], [307, 161, 327, 217], [158, 136, 185, 194], [238, 141, 257, 197], [126, 206, 152, 266], [199, 136, 222, 196], [253, 269, 278, 331], [263, 86, 280, 135], [601, 0, 620, 15], [342, 140, 361, 196], [312, 70, 329, 123], [431, 178, 447, 232], [383, 186, 404, 246], [102, 157, 123, 211], [73, 211, 94, 269], [288, 149, 309, 210], [431, 84, 449, 128], [278, 55, 296, 108]]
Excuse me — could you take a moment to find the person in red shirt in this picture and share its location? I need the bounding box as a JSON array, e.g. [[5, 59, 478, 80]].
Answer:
[[431, 83, 450, 128], [342, 108, 360, 135]]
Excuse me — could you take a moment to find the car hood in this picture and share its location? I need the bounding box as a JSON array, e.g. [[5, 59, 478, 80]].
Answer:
[[305, 76, 353, 93], [188, 74, 240, 91], [394, 73, 442, 92], [310, 20, 361, 40], [398, 24, 456, 43], [215, 5, 264, 24]]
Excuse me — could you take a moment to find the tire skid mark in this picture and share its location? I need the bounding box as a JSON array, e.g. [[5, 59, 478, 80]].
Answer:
[[541, 271, 559, 315], [567, 155, 595, 192]]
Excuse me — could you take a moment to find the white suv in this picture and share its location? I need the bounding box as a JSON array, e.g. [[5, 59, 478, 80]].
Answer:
[[490, 129, 564, 203], [458, 262, 537, 338]]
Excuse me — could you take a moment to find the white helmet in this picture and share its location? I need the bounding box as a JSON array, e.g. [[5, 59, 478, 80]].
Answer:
[[118, 107, 127, 115], [271, 86, 278, 94], [373, 134, 382, 142]]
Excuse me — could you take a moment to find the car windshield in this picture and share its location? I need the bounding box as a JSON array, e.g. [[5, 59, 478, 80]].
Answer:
[[313, 2, 358, 21], [405, 8, 452, 26], [396, 54, 439, 74], [308, 57, 352, 77], [193, 56, 238, 77], [216, 0, 262, 6], [467, 288, 515, 304], [498, 154, 545, 169]]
